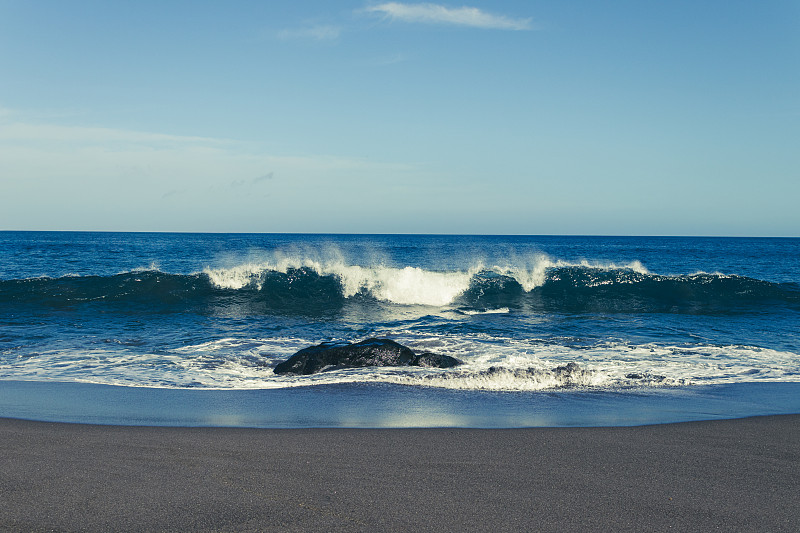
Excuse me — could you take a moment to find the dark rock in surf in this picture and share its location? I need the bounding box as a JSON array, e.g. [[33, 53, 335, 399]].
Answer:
[[626, 372, 666, 382], [413, 351, 462, 369], [553, 362, 581, 376], [273, 338, 462, 375], [552, 362, 591, 386], [274, 338, 413, 375]]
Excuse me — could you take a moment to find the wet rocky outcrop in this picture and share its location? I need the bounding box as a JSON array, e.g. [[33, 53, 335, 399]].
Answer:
[[273, 338, 462, 375]]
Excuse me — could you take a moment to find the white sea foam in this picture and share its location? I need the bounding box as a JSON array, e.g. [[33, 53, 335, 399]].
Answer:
[[337, 264, 475, 306], [203, 263, 265, 290], [204, 261, 475, 306], [4, 336, 799, 391], [198, 335, 800, 391], [460, 307, 510, 315], [484, 257, 649, 291], [201, 251, 654, 306]]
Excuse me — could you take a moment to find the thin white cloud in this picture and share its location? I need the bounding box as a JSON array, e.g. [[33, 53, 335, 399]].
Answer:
[[0, 120, 380, 176], [0, 116, 404, 194], [0, 120, 225, 146], [276, 25, 341, 41], [0, 109, 422, 231], [364, 2, 532, 30]]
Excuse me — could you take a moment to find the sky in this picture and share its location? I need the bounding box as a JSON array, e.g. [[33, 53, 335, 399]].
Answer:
[[1, 1, 798, 236]]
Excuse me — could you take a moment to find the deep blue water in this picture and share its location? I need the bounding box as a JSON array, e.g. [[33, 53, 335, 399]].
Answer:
[[1, 232, 798, 426]]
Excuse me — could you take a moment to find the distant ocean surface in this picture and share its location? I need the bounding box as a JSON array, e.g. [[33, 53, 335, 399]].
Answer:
[[1, 232, 799, 426]]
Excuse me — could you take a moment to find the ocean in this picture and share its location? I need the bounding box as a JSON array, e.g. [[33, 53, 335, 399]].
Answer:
[[1, 232, 799, 427]]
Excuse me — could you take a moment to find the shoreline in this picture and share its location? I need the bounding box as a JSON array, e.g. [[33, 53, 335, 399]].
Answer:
[[4, 380, 800, 428], [2, 415, 798, 531]]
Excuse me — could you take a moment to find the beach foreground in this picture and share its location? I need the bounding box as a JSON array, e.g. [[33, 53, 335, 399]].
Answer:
[[1, 416, 798, 532]]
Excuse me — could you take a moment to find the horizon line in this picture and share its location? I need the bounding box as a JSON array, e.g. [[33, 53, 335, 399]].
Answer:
[[1, 229, 797, 239]]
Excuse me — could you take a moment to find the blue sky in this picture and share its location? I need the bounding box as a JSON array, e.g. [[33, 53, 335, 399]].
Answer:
[[1, 1, 798, 236]]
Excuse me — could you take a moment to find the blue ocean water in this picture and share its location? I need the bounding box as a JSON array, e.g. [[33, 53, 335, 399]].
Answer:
[[1, 232, 799, 426]]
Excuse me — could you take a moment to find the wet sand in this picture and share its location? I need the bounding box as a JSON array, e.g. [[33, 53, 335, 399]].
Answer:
[[1, 415, 798, 532]]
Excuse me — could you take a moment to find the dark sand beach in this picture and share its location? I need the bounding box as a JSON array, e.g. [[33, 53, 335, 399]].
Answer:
[[1, 415, 798, 532]]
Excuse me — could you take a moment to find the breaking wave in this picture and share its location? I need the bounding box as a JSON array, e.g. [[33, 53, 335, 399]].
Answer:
[[1, 257, 798, 315]]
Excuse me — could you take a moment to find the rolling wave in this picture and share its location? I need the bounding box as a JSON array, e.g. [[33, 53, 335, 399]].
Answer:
[[1, 261, 798, 315]]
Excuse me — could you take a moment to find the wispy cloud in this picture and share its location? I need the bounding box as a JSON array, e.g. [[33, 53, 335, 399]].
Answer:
[[0, 114, 400, 193], [0, 109, 424, 231], [363, 2, 532, 31], [276, 25, 341, 41], [230, 172, 274, 189], [0, 120, 225, 146], [251, 172, 275, 184]]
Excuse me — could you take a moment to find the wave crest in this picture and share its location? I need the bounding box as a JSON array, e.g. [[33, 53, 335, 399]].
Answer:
[[205, 260, 474, 306], [2, 256, 796, 314]]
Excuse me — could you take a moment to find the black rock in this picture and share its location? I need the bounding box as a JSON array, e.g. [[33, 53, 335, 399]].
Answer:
[[413, 351, 462, 369], [273, 338, 461, 375], [553, 362, 581, 376], [626, 372, 666, 382]]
